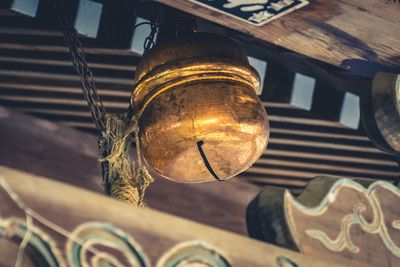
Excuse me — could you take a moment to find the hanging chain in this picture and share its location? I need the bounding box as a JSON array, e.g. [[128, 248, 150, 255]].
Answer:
[[52, 0, 106, 133], [126, 9, 162, 123], [143, 15, 160, 53], [52, 0, 157, 205]]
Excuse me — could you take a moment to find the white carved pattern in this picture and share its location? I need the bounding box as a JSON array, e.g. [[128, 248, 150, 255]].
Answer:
[[285, 180, 400, 257]]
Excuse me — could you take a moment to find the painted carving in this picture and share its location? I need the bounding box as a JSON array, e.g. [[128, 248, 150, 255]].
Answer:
[[66, 222, 150, 267], [276, 256, 299, 267], [285, 179, 400, 265], [0, 217, 65, 267], [0, 218, 233, 267], [188, 0, 309, 26], [156, 240, 231, 267], [0, 173, 325, 267], [248, 11, 274, 24]]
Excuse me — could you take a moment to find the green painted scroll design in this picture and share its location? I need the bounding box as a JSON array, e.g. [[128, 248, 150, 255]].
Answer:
[[0, 217, 65, 267], [66, 222, 150, 267], [276, 256, 299, 267], [156, 240, 231, 267]]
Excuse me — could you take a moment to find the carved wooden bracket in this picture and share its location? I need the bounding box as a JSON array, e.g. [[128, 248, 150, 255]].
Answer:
[[247, 176, 400, 266]]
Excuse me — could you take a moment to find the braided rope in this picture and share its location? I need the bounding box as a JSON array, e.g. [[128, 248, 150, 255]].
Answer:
[[53, 0, 156, 206], [99, 115, 153, 206]]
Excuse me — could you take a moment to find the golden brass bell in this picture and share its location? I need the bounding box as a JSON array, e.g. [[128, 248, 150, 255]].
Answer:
[[131, 33, 269, 183]]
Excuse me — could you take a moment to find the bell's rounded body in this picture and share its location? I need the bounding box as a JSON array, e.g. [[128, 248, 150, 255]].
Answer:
[[132, 33, 269, 182]]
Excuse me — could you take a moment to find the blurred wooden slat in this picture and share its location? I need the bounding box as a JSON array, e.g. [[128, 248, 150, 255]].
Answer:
[[243, 176, 308, 187], [0, 95, 129, 109], [245, 167, 395, 181], [254, 159, 398, 178], [269, 138, 381, 154], [264, 149, 397, 167], [0, 83, 132, 97], [270, 128, 368, 141], [0, 56, 137, 71], [0, 42, 137, 55], [268, 114, 349, 128], [0, 69, 134, 84]]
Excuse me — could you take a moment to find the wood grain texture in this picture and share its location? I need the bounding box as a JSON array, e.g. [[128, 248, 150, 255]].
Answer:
[[156, 0, 400, 69], [0, 166, 359, 267]]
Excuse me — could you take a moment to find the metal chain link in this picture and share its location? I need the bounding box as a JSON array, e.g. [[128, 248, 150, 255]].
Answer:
[[143, 16, 160, 53], [52, 0, 106, 133], [53, 0, 161, 132], [126, 10, 161, 123]]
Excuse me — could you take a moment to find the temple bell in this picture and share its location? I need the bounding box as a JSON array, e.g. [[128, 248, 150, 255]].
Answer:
[[131, 32, 269, 183]]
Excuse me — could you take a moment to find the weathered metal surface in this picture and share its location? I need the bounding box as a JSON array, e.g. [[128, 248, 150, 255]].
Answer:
[[132, 33, 269, 182]]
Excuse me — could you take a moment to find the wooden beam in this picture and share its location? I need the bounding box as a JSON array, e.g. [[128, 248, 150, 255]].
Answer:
[[0, 166, 354, 267], [157, 0, 400, 70]]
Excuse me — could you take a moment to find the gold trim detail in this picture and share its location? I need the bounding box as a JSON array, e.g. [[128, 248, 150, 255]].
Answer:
[[131, 59, 260, 115]]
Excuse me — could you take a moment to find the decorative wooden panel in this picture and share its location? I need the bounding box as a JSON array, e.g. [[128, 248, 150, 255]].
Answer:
[[247, 176, 400, 267], [0, 166, 352, 267], [286, 177, 400, 266]]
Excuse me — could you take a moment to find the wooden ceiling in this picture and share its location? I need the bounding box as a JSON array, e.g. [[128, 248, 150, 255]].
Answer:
[[0, 1, 398, 194]]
